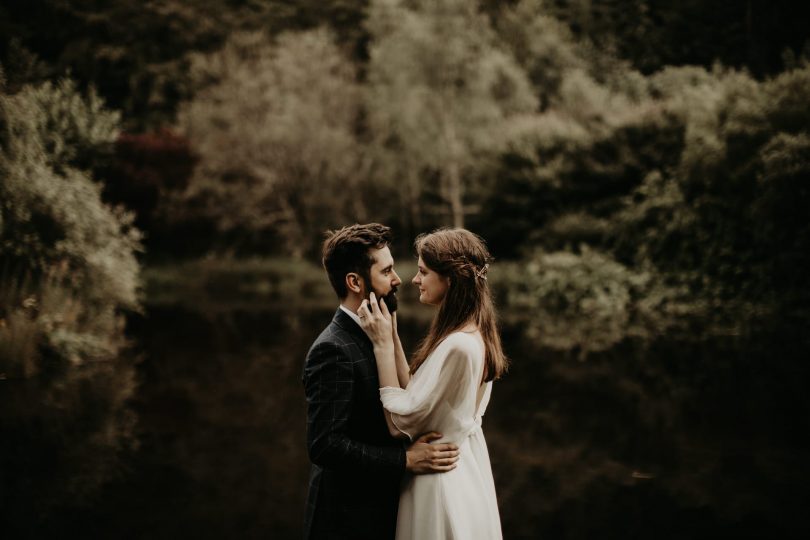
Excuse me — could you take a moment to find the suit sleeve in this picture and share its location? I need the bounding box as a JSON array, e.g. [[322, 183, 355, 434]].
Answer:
[[304, 341, 405, 474]]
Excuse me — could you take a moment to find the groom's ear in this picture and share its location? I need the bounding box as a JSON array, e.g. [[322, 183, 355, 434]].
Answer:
[[346, 273, 363, 294]]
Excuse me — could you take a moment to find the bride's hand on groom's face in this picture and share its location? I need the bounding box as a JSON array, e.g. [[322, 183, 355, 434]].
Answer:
[[359, 292, 394, 350]]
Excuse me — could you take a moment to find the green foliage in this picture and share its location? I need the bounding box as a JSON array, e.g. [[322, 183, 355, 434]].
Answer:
[[1, 0, 807, 352], [3, 0, 807, 131], [477, 99, 683, 256], [481, 4, 810, 332], [496, 1, 648, 110], [0, 78, 140, 519], [0, 79, 140, 307], [0, 0, 372, 129], [621, 64, 810, 307], [764, 65, 810, 134], [11, 79, 121, 172], [753, 131, 810, 306], [174, 29, 370, 257], [503, 247, 688, 355], [367, 0, 537, 229]]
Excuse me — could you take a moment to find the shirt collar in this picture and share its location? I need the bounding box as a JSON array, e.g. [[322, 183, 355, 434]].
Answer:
[[339, 304, 362, 327]]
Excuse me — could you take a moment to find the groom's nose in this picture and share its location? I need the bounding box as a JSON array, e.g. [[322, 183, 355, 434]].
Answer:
[[392, 270, 402, 286]]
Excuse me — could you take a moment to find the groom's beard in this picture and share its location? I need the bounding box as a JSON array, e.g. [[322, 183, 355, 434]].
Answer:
[[380, 286, 398, 313]]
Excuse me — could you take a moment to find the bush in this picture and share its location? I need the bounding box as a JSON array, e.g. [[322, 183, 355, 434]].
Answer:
[[502, 247, 688, 356], [615, 64, 810, 308], [483, 24, 810, 321], [0, 77, 140, 525], [477, 97, 684, 258]]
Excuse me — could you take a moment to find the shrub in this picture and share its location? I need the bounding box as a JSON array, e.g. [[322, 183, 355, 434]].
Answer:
[[503, 247, 686, 356], [485, 33, 810, 321], [0, 77, 140, 524]]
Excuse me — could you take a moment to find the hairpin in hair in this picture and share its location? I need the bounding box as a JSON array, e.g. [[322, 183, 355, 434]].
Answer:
[[475, 263, 490, 280]]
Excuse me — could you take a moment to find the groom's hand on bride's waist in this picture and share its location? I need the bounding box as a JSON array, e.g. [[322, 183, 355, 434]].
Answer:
[[405, 432, 460, 474]]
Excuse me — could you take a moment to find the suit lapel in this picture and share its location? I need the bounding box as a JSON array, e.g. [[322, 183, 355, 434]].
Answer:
[[334, 313, 378, 380]]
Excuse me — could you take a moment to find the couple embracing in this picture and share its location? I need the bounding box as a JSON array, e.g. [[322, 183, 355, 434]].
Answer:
[[303, 223, 507, 540]]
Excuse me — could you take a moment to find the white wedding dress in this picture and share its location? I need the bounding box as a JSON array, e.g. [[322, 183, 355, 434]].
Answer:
[[380, 331, 502, 540]]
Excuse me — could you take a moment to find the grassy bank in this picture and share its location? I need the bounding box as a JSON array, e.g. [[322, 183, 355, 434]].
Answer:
[[144, 257, 425, 311]]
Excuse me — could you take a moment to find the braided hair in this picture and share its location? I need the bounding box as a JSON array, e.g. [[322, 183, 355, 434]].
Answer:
[[410, 228, 508, 382]]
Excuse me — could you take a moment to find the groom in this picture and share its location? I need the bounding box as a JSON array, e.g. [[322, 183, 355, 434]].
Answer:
[[303, 223, 459, 540]]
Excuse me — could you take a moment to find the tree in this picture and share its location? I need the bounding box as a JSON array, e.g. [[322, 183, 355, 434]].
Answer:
[[366, 0, 536, 230], [175, 29, 370, 257], [0, 0, 373, 129]]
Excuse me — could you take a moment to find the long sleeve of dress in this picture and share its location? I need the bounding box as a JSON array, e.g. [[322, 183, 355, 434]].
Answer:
[[379, 333, 482, 443]]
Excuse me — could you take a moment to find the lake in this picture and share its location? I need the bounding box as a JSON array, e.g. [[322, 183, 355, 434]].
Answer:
[[19, 298, 810, 539]]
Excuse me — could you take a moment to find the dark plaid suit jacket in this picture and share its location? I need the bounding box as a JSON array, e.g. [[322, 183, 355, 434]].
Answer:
[[302, 308, 406, 540]]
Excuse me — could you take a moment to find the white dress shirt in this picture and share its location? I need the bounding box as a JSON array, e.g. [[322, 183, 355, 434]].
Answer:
[[339, 304, 362, 327]]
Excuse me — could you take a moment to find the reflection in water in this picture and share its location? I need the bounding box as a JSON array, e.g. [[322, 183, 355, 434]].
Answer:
[[488, 321, 810, 538], [19, 302, 810, 539], [1, 342, 138, 538]]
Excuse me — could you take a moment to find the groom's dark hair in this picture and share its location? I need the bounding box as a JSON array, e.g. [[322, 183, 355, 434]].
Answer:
[[322, 223, 393, 299]]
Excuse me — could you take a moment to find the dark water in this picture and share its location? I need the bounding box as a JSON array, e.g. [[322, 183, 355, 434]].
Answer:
[[23, 302, 810, 539]]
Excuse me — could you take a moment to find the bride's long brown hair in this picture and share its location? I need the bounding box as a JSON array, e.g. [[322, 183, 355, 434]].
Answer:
[[410, 228, 508, 382]]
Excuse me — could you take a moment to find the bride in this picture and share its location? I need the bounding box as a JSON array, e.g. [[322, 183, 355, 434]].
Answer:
[[358, 228, 507, 540]]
